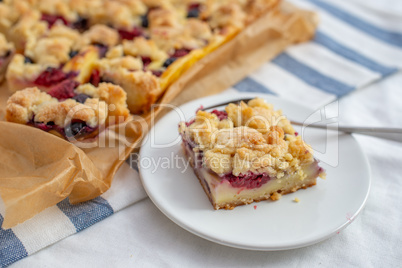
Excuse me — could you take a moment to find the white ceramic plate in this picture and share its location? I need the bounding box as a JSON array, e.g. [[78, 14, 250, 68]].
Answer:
[[139, 93, 371, 250]]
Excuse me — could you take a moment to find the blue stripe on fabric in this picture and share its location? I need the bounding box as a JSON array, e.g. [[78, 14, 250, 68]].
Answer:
[[126, 154, 139, 172], [314, 31, 398, 76], [272, 53, 354, 97], [233, 77, 276, 95], [307, 0, 402, 48], [57, 197, 114, 232], [0, 215, 28, 268]]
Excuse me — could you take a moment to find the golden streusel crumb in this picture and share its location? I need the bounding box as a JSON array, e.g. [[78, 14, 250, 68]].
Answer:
[[180, 98, 314, 178], [270, 192, 282, 201], [0, 33, 14, 57]]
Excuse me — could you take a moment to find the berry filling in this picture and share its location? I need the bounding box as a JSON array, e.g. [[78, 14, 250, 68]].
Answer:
[[222, 172, 271, 189], [69, 50, 79, 58], [70, 17, 89, 32], [0, 51, 11, 66], [33, 67, 77, 87], [185, 119, 195, 127], [32, 120, 97, 139], [118, 27, 144, 40], [171, 48, 191, 58], [94, 43, 108, 58], [72, 93, 91, 104], [151, 70, 163, 77], [1, 50, 11, 59], [141, 56, 152, 68], [141, 14, 149, 28], [163, 57, 176, 68], [89, 69, 101, 86], [187, 4, 201, 18], [47, 80, 80, 100], [34, 122, 54, 132], [65, 121, 97, 138], [41, 14, 89, 31], [41, 13, 68, 28], [188, 3, 201, 10], [24, 56, 34, 64], [211, 110, 228, 120]]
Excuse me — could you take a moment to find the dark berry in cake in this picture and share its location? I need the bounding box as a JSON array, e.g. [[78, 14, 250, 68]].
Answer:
[[24, 56, 34, 64], [72, 94, 91, 104], [71, 17, 89, 32], [187, 9, 199, 18], [65, 121, 86, 137], [141, 14, 149, 28], [94, 43, 108, 58], [187, 3, 201, 18], [69, 50, 79, 58], [163, 57, 176, 68]]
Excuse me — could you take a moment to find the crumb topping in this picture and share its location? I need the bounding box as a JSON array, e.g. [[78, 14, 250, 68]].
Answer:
[[37, 0, 78, 22], [208, 3, 246, 30], [89, 1, 136, 30], [7, 10, 48, 50], [25, 36, 74, 66], [47, 23, 81, 42], [75, 82, 130, 120], [6, 87, 108, 128], [96, 56, 144, 73], [179, 98, 314, 178], [123, 37, 168, 63], [6, 54, 45, 83], [74, 25, 120, 51], [0, 33, 14, 57]]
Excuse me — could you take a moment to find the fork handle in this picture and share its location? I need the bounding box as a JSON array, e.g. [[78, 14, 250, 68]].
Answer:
[[291, 122, 402, 143]]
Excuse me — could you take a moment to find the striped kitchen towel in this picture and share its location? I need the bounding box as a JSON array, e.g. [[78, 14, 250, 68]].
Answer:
[[233, 0, 401, 109], [1, 0, 402, 266]]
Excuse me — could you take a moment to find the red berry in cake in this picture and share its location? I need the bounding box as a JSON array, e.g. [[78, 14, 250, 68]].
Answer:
[[34, 68, 70, 87], [47, 80, 80, 100], [211, 110, 228, 120], [118, 27, 144, 40], [171, 48, 191, 58], [41, 14, 68, 28], [222, 173, 271, 189], [89, 69, 101, 86]]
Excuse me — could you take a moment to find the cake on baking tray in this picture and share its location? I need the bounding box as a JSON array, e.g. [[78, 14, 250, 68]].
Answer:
[[179, 98, 325, 209], [6, 83, 130, 140], [1, 0, 280, 115]]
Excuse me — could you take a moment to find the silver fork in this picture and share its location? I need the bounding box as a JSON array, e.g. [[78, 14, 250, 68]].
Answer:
[[201, 98, 402, 143]]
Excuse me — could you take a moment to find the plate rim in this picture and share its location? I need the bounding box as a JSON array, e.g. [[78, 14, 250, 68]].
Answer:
[[139, 92, 371, 251]]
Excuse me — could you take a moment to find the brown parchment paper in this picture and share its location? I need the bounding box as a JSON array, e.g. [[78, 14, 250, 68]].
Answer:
[[0, 2, 317, 229]]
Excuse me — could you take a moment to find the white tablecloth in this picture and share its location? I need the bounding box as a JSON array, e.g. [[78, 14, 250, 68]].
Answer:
[[9, 0, 402, 267]]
